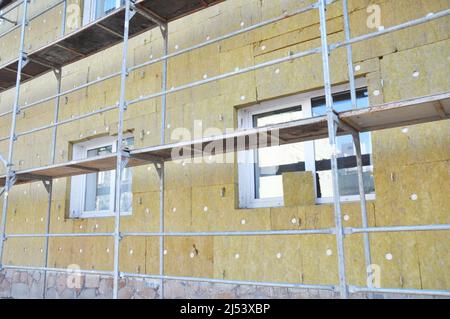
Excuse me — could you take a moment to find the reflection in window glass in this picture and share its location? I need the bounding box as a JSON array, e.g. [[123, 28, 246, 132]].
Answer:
[[83, 137, 133, 213], [312, 89, 375, 198], [85, 145, 113, 212], [253, 107, 304, 199]]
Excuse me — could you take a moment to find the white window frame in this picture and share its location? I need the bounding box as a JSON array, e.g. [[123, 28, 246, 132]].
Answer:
[[83, 0, 122, 25], [238, 79, 375, 208], [69, 134, 133, 218]]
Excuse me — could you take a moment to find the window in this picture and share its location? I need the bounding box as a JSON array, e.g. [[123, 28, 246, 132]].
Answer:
[[238, 82, 375, 208], [82, 0, 124, 25], [70, 135, 134, 218]]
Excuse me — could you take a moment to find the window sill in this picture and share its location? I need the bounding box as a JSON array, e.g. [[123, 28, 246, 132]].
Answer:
[[73, 211, 132, 219]]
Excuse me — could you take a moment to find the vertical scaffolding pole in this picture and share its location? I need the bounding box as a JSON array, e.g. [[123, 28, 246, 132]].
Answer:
[[318, 0, 348, 298], [42, 67, 62, 298], [342, 0, 357, 108], [50, 69, 62, 165], [352, 133, 372, 277], [41, 180, 52, 299], [113, 0, 132, 299], [159, 23, 169, 299], [0, 0, 29, 271], [61, 0, 67, 36]]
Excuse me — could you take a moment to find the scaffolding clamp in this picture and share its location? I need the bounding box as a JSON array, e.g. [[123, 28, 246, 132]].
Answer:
[[5, 171, 17, 190], [119, 149, 130, 171], [42, 180, 52, 194], [154, 162, 164, 178], [330, 111, 359, 135], [20, 52, 30, 69]]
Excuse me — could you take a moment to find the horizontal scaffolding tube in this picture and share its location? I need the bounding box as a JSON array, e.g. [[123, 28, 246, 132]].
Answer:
[[346, 224, 450, 234], [0, 1, 320, 118], [2, 264, 113, 276], [121, 272, 337, 291], [349, 285, 450, 297], [123, 228, 334, 237], [4, 228, 334, 239], [6, 232, 114, 238]]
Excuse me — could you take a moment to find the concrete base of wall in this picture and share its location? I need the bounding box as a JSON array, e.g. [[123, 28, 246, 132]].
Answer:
[[0, 270, 447, 299]]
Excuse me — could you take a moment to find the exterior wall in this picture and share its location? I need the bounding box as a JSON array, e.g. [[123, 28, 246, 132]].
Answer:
[[0, 0, 449, 298]]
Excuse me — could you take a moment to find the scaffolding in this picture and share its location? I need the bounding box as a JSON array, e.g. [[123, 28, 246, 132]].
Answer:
[[0, 0, 449, 299]]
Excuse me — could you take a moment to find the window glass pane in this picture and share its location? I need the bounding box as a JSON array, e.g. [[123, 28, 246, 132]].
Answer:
[[312, 89, 375, 198], [253, 107, 305, 199], [96, 0, 122, 19], [84, 145, 113, 212]]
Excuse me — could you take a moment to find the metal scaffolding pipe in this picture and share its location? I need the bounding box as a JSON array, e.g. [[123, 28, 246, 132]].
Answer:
[[6, 232, 114, 238], [342, 0, 357, 108], [2, 264, 114, 276], [122, 228, 334, 237], [348, 286, 450, 297], [121, 272, 337, 292], [158, 23, 169, 299], [41, 180, 53, 298], [0, 0, 28, 271], [112, 0, 132, 300], [4, 228, 333, 238], [346, 224, 450, 234], [319, 0, 348, 299], [60, 0, 66, 36], [352, 133, 372, 278]]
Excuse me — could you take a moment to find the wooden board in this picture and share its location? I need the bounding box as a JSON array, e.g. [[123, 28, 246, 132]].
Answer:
[[341, 92, 450, 132]]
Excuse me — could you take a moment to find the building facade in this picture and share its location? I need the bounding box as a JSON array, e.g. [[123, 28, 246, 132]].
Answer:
[[0, 0, 449, 298]]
